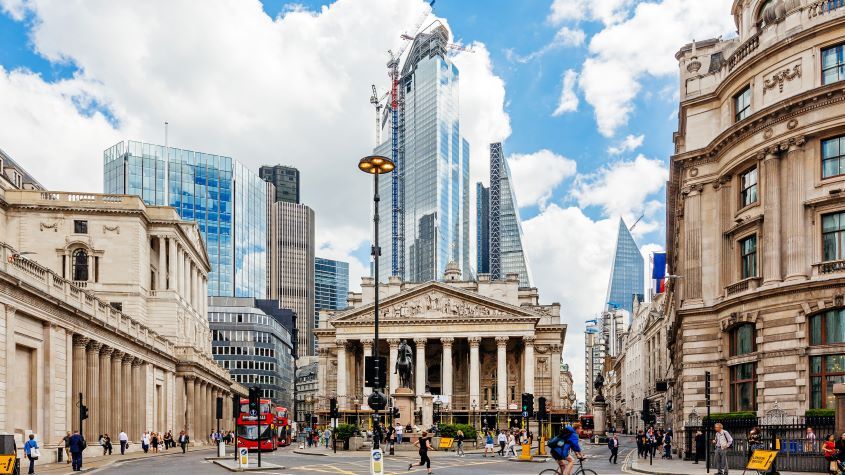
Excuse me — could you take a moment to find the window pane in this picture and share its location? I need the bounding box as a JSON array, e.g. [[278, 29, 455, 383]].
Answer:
[[811, 317, 823, 346], [823, 138, 840, 159], [736, 325, 754, 355], [811, 376, 823, 408], [738, 381, 754, 411], [826, 353, 845, 373], [827, 375, 845, 409], [826, 310, 845, 344], [823, 213, 842, 233]]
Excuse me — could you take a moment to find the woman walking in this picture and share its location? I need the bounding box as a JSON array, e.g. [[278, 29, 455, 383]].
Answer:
[[408, 431, 432, 474], [507, 431, 516, 457], [484, 431, 494, 457], [102, 434, 112, 455], [23, 434, 39, 475], [455, 429, 465, 457], [823, 434, 837, 474], [151, 432, 159, 453]]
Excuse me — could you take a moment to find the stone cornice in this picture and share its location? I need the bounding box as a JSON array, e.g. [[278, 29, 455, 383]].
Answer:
[[723, 214, 764, 238], [330, 314, 541, 327]]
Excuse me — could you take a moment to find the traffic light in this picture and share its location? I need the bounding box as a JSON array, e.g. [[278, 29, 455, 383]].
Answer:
[[248, 386, 260, 415], [521, 393, 534, 417], [368, 390, 387, 411], [537, 397, 547, 419], [392, 407, 400, 420], [641, 399, 650, 423], [311, 415, 318, 425], [80, 404, 89, 421], [330, 397, 339, 419]]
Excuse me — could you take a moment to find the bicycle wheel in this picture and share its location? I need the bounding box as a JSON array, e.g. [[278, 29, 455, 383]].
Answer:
[[538, 470, 560, 475], [575, 469, 598, 475]]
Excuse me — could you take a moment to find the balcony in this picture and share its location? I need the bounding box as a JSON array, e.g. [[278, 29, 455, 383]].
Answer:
[[725, 277, 761, 297], [815, 260, 845, 275]]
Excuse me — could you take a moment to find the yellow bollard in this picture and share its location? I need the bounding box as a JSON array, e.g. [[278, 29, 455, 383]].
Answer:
[[539, 437, 547, 456]]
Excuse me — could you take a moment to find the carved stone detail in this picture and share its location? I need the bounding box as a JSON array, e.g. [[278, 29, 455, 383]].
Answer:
[[763, 64, 801, 94], [40, 222, 59, 232], [103, 225, 120, 234], [468, 336, 482, 347], [440, 337, 455, 346]]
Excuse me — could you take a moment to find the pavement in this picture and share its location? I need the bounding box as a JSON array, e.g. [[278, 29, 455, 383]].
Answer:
[[23, 445, 217, 474], [623, 449, 821, 475]]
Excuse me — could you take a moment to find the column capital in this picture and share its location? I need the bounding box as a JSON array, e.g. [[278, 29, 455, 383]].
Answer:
[[336, 338, 348, 349], [122, 353, 134, 364], [4, 305, 17, 317], [184, 375, 197, 382], [414, 337, 427, 347], [386, 338, 401, 346], [495, 336, 509, 347], [550, 343, 563, 352], [440, 337, 454, 346], [99, 345, 114, 357], [361, 338, 374, 349], [468, 336, 482, 347], [87, 340, 102, 352], [131, 357, 143, 367], [523, 335, 536, 345], [111, 349, 124, 359], [73, 334, 90, 347]]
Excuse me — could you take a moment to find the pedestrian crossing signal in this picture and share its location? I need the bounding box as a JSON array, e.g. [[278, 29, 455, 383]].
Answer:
[[80, 405, 89, 421]]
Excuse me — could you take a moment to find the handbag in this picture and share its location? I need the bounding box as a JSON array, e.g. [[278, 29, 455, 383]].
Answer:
[[31, 448, 40, 460]]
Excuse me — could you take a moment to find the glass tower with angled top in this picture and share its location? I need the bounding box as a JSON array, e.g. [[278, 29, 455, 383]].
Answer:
[[605, 218, 644, 315]]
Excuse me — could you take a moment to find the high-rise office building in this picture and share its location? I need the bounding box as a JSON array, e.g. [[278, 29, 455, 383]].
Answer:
[[476, 143, 532, 287], [268, 201, 315, 357], [259, 165, 300, 204], [103, 141, 267, 298], [315, 257, 349, 332], [584, 320, 605, 407], [374, 24, 470, 283], [605, 218, 645, 315]]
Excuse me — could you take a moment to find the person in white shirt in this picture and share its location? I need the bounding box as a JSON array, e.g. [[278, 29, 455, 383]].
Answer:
[[118, 431, 128, 455], [713, 423, 733, 475], [396, 423, 404, 444], [142, 432, 150, 453], [497, 430, 507, 456], [506, 432, 516, 457]]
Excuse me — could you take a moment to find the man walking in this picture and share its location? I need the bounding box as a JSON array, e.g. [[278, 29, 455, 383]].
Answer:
[[714, 423, 733, 475], [608, 433, 619, 464], [178, 431, 189, 453], [396, 423, 403, 444], [693, 430, 704, 464], [323, 427, 332, 449], [118, 431, 128, 455], [68, 430, 85, 472], [497, 430, 507, 456]]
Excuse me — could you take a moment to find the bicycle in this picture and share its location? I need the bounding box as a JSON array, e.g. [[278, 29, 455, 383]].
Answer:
[[538, 456, 597, 475]]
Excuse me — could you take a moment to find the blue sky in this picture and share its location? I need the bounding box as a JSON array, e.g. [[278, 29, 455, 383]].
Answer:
[[0, 0, 737, 400]]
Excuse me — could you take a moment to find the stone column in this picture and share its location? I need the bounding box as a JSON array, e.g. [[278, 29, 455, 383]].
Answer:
[[111, 351, 123, 436], [684, 186, 703, 301], [414, 338, 427, 404], [71, 336, 89, 431], [496, 337, 508, 410], [99, 346, 113, 437], [185, 376, 196, 439], [86, 341, 101, 441], [180, 249, 187, 300], [387, 339, 400, 392], [206, 383, 213, 436], [440, 337, 454, 404], [468, 337, 481, 407], [198, 381, 205, 439], [316, 348, 327, 401], [550, 344, 562, 409], [762, 149, 782, 284], [784, 139, 807, 280], [157, 236, 167, 291], [131, 359, 142, 437], [175, 375, 185, 432], [717, 177, 734, 288], [361, 339, 373, 399], [523, 336, 535, 395], [169, 237, 178, 292], [336, 340, 348, 409], [121, 355, 133, 437]]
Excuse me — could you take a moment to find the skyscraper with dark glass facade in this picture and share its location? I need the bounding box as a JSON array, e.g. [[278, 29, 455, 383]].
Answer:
[[259, 165, 300, 204], [103, 140, 267, 298], [605, 218, 644, 314], [374, 25, 470, 283], [314, 257, 349, 332], [476, 182, 490, 275]]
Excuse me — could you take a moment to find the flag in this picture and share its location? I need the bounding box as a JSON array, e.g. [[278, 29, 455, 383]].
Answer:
[[652, 252, 667, 294]]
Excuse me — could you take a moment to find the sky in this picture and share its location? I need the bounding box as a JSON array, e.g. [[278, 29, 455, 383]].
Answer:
[[0, 0, 737, 403]]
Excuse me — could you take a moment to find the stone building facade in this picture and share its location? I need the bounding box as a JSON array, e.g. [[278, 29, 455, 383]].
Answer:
[[667, 0, 845, 442], [0, 185, 244, 460], [314, 266, 568, 427]]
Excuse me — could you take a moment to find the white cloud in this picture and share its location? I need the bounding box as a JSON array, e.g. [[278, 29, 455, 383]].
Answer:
[[571, 154, 668, 221], [0, 0, 27, 20], [507, 150, 576, 208], [553, 69, 579, 116], [578, 0, 734, 136], [508, 27, 585, 63], [547, 0, 635, 26], [607, 133, 644, 155]]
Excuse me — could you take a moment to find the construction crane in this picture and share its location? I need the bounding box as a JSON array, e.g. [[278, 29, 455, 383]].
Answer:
[[628, 212, 645, 232], [400, 31, 475, 53], [369, 84, 387, 146]]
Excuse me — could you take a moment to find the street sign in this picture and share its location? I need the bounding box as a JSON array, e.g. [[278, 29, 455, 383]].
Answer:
[[438, 438, 454, 449], [238, 447, 249, 468], [250, 409, 258, 417], [522, 411, 528, 418], [746, 450, 778, 471], [0, 455, 14, 475], [370, 448, 384, 475]]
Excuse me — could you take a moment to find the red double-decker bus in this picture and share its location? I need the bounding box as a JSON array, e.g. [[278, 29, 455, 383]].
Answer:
[[236, 398, 278, 451], [274, 407, 291, 446]]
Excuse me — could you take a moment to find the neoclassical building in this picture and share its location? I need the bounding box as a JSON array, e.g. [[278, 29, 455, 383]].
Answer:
[[668, 0, 845, 438], [0, 167, 243, 460], [314, 265, 568, 428]]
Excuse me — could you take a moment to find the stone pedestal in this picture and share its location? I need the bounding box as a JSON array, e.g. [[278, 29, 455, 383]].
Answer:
[[834, 384, 845, 436], [392, 387, 416, 427], [593, 400, 608, 437], [421, 393, 434, 429]]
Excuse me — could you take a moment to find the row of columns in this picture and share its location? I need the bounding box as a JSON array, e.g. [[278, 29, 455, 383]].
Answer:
[[335, 336, 561, 410], [156, 235, 207, 316], [182, 376, 231, 442]]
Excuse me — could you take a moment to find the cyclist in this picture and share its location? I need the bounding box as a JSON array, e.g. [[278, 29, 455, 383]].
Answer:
[[548, 422, 584, 475]]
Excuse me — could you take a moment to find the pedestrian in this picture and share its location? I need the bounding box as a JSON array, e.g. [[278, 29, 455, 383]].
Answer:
[[62, 431, 72, 464], [497, 429, 507, 456], [164, 431, 173, 450], [484, 431, 494, 457], [455, 429, 465, 457], [635, 430, 644, 458], [69, 429, 85, 471], [836, 432, 845, 467], [507, 431, 516, 457], [693, 430, 705, 464], [408, 430, 432, 474], [713, 423, 733, 475], [102, 434, 112, 455], [647, 428, 657, 458], [664, 429, 672, 459], [305, 425, 312, 447], [151, 432, 159, 453], [656, 429, 664, 458], [23, 434, 39, 475], [178, 431, 189, 453], [118, 430, 128, 455], [141, 431, 149, 453], [396, 423, 404, 444], [824, 434, 838, 475], [807, 427, 818, 452], [323, 427, 332, 448], [608, 433, 619, 464]]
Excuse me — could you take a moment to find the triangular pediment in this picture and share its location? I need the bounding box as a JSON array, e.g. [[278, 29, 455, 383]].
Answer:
[[330, 281, 541, 326]]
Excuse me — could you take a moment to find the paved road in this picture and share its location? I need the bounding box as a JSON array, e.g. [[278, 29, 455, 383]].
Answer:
[[93, 437, 636, 474]]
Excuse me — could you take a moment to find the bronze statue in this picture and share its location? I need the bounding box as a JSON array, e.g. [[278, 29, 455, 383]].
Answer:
[[594, 373, 606, 402], [395, 339, 413, 388]]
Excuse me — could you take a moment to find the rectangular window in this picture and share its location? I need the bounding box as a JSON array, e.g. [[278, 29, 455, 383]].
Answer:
[[734, 86, 751, 122], [730, 362, 756, 411], [740, 168, 758, 207], [810, 354, 845, 409], [740, 235, 757, 279], [823, 211, 845, 261], [822, 44, 845, 85], [822, 136, 845, 179], [74, 220, 88, 234]]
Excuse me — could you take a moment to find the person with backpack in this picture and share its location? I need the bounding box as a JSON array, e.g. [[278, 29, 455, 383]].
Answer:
[[23, 434, 39, 475], [547, 422, 584, 475], [713, 423, 733, 475]]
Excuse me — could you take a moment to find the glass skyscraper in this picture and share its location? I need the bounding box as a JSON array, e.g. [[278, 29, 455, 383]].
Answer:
[[605, 218, 645, 314], [375, 25, 470, 283], [103, 140, 267, 298], [476, 143, 532, 287], [259, 165, 300, 204], [314, 257, 349, 330]]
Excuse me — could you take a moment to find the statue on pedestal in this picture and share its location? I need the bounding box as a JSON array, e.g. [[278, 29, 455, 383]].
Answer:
[[395, 339, 413, 388], [594, 373, 606, 402]]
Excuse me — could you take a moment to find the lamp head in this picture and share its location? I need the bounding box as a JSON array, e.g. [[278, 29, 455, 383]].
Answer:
[[358, 155, 395, 174]]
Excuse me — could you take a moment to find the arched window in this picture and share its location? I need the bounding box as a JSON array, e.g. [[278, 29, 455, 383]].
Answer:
[[809, 309, 845, 346], [757, 0, 775, 27], [730, 323, 756, 356], [72, 249, 89, 282]]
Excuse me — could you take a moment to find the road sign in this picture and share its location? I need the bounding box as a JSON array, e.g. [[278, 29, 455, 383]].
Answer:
[[370, 448, 384, 475], [746, 450, 778, 471], [522, 411, 528, 418], [238, 447, 249, 468], [438, 438, 454, 449], [0, 455, 14, 475], [249, 409, 258, 417]]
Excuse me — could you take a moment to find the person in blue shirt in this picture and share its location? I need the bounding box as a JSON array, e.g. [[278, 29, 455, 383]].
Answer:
[[548, 422, 584, 475], [23, 434, 38, 475], [68, 430, 86, 471]]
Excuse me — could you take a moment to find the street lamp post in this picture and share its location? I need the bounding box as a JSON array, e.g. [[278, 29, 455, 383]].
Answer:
[[358, 155, 395, 451]]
